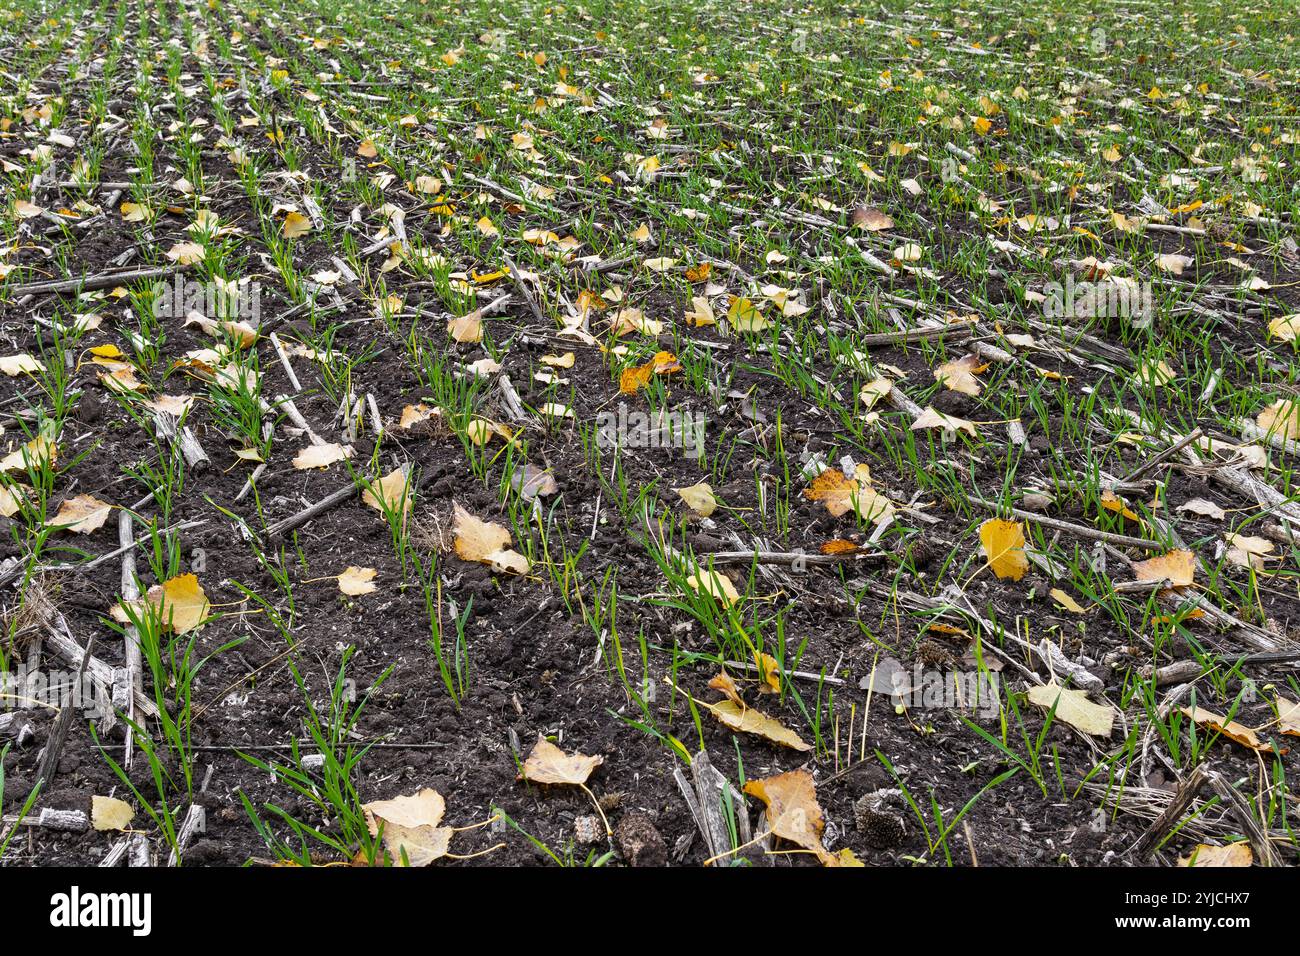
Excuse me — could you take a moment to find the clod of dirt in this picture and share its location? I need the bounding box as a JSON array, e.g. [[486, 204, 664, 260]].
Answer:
[[687, 532, 727, 553], [74, 391, 102, 424], [615, 811, 666, 867], [854, 789, 907, 849], [839, 761, 891, 795], [1, 773, 33, 805]]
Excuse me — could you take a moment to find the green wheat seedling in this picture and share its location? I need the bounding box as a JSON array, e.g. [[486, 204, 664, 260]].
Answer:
[[236, 650, 393, 866]]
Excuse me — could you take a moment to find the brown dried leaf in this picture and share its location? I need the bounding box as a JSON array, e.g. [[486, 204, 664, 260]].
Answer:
[[850, 205, 894, 232], [743, 769, 828, 859], [1180, 706, 1267, 752]]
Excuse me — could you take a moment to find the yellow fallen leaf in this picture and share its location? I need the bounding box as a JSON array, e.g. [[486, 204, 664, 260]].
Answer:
[[1179, 843, 1252, 868], [934, 354, 988, 396], [619, 362, 654, 395], [120, 201, 152, 222], [607, 308, 662, 337], [708, 671, 744, 707], [619, 351, 679, 394], [0, 435, 56, 473], [1100, 488, 1140, 521], [413, 175, 441, 195], [518, 736, 603, 785], [447, 312, 483, 344], [145, 574, 210, 634], [1267, 314, 1300, 342], [451, 502, 530, 574], [911, 406, 979, 437], [859, 377, 893, 411], [337, 566, 378, 596], [1275, 697, 1300, 738], [91, 796, 135, 832], [282, 211, 312, 239], [99, 364, 146, 393], [850, 205, 894, 231], [685, 569, 740, 606], [0, 484, 29, 518], [979, 518, 1028, 581], [685, 262, 712, 283], [819, 538, 862, 555], [675, 481, 716, 517], [1256, 400, 1300, 441], [398, 403, 441, 430], [1224, 533, 1273, 572], [1132, 550, 1196, 588], [1028, 683, 1114, 737], [47, 494, 112, 534], [1155, 253, 1194, 276], [1049, 588, 1088, 614], [363, 789, 452, 866], [685, 296, 716, 327], [362, 468, 412, 519], [465, 417, 513, 447], [706, 699, 811, 751], [802, 468, 891, 523], [0, 353, 45, 376], [1137, 359, 1175, 387], [292, 442, 351, 470], [165, 241, 205, 265], [183, 313, 259, 348], [541, 352, 575, 369], [727, 296, 768, 332], [754, 651, 781, 694]]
